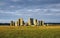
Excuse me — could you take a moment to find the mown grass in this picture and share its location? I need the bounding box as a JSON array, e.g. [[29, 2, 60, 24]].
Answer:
[[0, 26, 60, 38]]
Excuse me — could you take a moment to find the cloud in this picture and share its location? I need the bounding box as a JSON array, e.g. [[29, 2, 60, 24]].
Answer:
[[0, 19, 11, 23], [0, 2, 6, 6], [0, 0, 60, 23], [0, 7, 60, 16], [11, 0, 22, 2], [0, 8, 60, 23], [45, 3, 60, 9], [9, 5, 15, 8]]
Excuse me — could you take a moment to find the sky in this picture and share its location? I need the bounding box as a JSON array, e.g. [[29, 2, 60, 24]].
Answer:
[[0, 0, 60, 23]]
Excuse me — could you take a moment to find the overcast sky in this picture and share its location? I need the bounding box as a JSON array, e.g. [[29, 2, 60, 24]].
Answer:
[[0, 0, 60, 23]]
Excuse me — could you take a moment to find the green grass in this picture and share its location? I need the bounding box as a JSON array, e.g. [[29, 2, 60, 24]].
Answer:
[[0, 26, 60, 38]]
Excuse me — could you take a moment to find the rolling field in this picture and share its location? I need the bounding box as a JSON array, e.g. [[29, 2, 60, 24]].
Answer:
[[0, 26, 60, 38]]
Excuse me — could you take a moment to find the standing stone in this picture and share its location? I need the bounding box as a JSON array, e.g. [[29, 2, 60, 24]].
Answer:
[[41, 20, 44, 26], [28, 18, 31, 25], [38, 21, 41, 26], [28, 18, 34, 25], [20, 18, 24, 26], [10, 21, 15, 26], [25, 22, 28, 26], [18, 19, 20, 26], [15, 21, 18, 26], [17, 18, 24, 26], [34, 19, 37, 26]]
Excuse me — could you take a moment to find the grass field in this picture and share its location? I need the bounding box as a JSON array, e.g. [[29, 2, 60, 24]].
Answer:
[[0, 26, 60, 38]]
